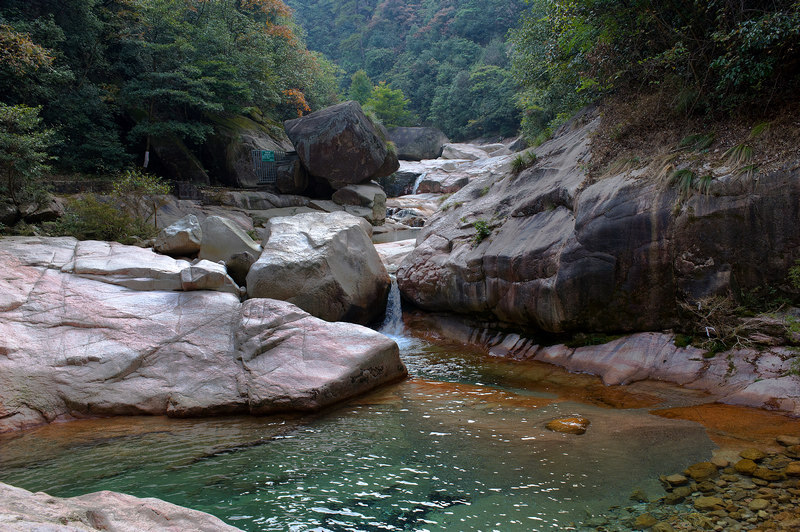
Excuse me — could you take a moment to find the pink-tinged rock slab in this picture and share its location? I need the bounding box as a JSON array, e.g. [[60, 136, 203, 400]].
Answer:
[[0, 237, 406, 433], [0, 482, 241, 531], [403, 312, 800, 415]]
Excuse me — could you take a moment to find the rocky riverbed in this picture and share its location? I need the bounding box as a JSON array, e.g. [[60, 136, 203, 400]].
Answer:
[[589, 436, 800, 531]]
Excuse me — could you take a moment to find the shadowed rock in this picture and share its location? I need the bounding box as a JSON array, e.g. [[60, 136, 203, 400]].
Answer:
[[388, 127, 449, 160], [284, 101, 398, 189], [398, 112, 800, 334]]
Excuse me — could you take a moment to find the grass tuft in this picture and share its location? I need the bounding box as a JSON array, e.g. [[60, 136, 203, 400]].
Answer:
[[679, 133, 715, 151], [724, 143, 753, 167]]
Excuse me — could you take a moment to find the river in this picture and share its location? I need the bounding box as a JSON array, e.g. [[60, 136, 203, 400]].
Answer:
[[0, 311, 738, 531]]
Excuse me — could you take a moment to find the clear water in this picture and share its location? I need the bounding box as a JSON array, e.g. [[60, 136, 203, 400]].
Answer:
[[0, 337, 717, 531]]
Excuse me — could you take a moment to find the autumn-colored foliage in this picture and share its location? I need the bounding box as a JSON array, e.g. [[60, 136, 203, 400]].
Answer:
[[0, 25, 52, 74], [283, 88, 311, 117]]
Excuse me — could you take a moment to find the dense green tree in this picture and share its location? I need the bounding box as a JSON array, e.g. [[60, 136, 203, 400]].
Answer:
[[364, 82, 413, 127], [348, 69, 373, 105], [0, 0, 342, 177], [0, 104, 53, 207], [510, 0, 800, 139], [287, 0, 526, 139]]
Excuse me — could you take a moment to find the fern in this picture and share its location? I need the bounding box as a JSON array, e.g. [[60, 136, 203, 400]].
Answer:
[[694, 174, 714, 195], [736, 164, 759, 180]]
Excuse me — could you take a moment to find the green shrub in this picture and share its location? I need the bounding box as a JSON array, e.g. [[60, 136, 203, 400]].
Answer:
[[511, 150, 537, 175], [471, 219, 492, 246], [52, 195, 155, 244], [789, 260, 800, 290], [674, 334, 693, 348], [0, 104, 53, 207], [112, 169, 171, 228], [510, 0, 800, 140]]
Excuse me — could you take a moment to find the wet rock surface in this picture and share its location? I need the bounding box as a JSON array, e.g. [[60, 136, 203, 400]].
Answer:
[[403, 312, 800, 414], [586, 438, 800, 531]]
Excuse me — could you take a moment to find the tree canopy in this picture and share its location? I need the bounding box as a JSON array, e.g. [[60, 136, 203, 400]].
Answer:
[[288, 0, 526, 140], [509, 0, 800, 139], [0, 0, 340, 175]]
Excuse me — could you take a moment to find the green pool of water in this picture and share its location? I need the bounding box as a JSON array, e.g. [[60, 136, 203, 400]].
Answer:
[[0, 336, 716, 531]]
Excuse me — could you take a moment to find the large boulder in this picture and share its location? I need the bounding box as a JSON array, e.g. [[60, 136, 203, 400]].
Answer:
[[198, 215, 261, 285], [441, 143, 490, 161], [397, 113, 800, 334], [246, 211, 391, 324], [0, 236, 406, 433], [284, 101, 398, 189], [0, 482, 242, 531], [154, 214, 202, 256], [388, 127, 449, 160], [376, 170, 419, 197], [332, 183, 387, 226], [203, 113, 294, 188], [60, 238, 240, 295]]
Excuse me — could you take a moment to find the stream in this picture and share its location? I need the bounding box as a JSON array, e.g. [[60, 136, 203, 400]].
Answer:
[[0, 351, 721, 528], [0, 289, 777, 530]]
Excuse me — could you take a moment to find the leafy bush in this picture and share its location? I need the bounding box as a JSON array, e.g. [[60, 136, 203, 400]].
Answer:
[[111, 169, 171, 228], [52, 195, 154, 244], [471, 219, 492, 245], [511, 150, 537, 174], [510, 0, 800, 139], [0, 103, 53, 206]]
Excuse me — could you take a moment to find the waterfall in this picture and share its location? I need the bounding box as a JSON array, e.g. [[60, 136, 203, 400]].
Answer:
[[410, 172, 427, 195], [379, 275, 405, 336]]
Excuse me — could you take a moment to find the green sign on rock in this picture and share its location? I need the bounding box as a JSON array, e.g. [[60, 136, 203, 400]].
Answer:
[[261, 150, 275, 162]]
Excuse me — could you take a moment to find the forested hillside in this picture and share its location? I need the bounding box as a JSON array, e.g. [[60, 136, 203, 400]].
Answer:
[[287, 0, 526, 140], [510, 0, 800, 148], [0, 0, 339, 176]]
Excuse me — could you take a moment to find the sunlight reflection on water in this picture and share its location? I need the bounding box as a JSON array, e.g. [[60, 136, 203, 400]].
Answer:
[[0, 335, 717, 531]]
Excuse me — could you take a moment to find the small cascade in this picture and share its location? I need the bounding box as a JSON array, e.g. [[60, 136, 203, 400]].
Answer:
[[410, 172, 427, 195], [378, 275, 405, 337]]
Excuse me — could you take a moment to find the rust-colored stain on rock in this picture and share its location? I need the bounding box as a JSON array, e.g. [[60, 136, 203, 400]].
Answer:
[[652, 403, 800, 451]]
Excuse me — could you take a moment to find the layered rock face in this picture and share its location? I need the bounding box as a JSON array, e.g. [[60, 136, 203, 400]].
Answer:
[[0, 482, 242, 531], [0, 237, 405, 433], [247, 212, 391, 324], [284, 101, 399, 190], [397, 115, 800, 333]]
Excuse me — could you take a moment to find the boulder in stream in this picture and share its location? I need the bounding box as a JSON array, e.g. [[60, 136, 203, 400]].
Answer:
[[388, 126, 449, 160], [284, 101, 398, 189], [332, 182, 387, 226], [198, 215, 261, 286], [154, 214, 202, 256], [0, 236, 406, 433], [246, 211, 391, 325], [0, 482, 243, 531]]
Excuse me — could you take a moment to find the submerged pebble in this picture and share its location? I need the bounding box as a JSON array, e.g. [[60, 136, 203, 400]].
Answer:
[[586, 436, 800, 531]]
